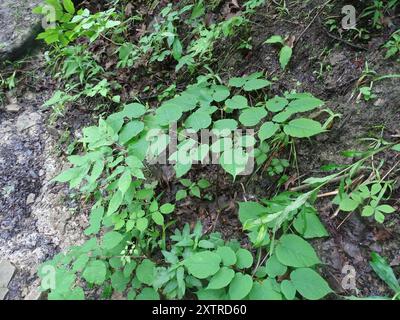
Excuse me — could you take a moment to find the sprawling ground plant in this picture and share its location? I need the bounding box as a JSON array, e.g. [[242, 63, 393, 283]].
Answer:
[[32, 0, 399, 300]]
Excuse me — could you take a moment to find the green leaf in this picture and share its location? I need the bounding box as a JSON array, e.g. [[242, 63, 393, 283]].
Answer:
[[191, 0, 205, 19], [376, 205, 395, 213], [197, 179, 211, 189], [160, 203, 175, 214], [152, 211, 164, 225], [392, 144, 400, 152], [228, 273, 253, 300], [220, 148, 249, 179], [119, 121, 144, 144], [290, 268, 332, 300], [339, 197, 359, 212], [249, 279, 282, 300], [266, 96, 288, 112], [118, 170, 131, 195], [225, 95, 249, 110], [235, 249, 254, 269], [102, 231, 124, 250], [286, 97, 324, 113], [136, 259, 156, 285], [293, 208, 329, 238], [279, 46, 292, 70], [185, 111, 212, 131], [238, 201, 268, 224], [82, 260, 107, 285], [212, 85, 230, 102], [258, 122, 280, 141], [122, 103, 146, 118], [283, 118, 324, 138], [243, 79, 271, 91], [84, 206, 104, 236], [370, 252, 400, 293], [281, 280, 296, 300], [136, 288, 159, 300], [207, 267, 235, 290], [107, 190, 123, 216], [239, 107, 268, 126], [228, 77, 247, 88], [213, 119, 238, 131], [275, 234, 320, 267], [265, 35, 284, 44], [63, 0, 75, 14], [176, 189, 187, 201], [265, 255, 287, 277], [184, 251, 221, 279], [216, 246, 237, 266], [155, 104, 183, 125], [111, 271, 130, 292], [136, 217, 149, 232]]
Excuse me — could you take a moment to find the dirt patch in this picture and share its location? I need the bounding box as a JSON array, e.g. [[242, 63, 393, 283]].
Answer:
[[0, 57, 87, 299]]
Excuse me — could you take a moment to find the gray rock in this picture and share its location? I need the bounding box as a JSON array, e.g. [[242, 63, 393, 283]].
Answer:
[[0, 260, 15, 299], [5, 104, 21, 112], [0, 0, 43, 61], [26, 193, 36, 205]]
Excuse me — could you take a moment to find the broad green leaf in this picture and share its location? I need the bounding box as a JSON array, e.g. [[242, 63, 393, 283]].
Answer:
[[207, 267, 235, 289], [84, 206, 104, 236], [136, 259, 156, 285], [392, 144, 400, 152], [136, 288, 159, 300], [197, 179, 211, 189], [265, 35, 284, 44], [111, 271, 130, 292], [275, 234, 320, 267], [235, 249, 254, 269], [293, 207, 329, 238], [266, 96, 288, 112], [122, 103, 146, 118], [197, 288, 226, 300], [118, 170, 131, 195], [228, 273, 253, 300], [243, 79, 271, 91], [63, 0, 75, 14], [239, 107, 268, 126], [216, 246, 237, 266], [119, 121, 144, 144], [286, 97, 324, 113], [136, 217, 149, 232], [184, 251, 221, 279], [213, 119, 238, 131], [102, 231, 124, 250], [339, 197, 359, 212], [155, 104, 183, 125], [225, 95, 249, 110], [265, 255, 287, 278], [107, 190, 123, 216], [283, 118, 324, 138], [370, 252, 400, 293], [281, 280, 296, 300], [248, 279, 282, 300], [290, 268, 332, 300], [212, 85, 230, 102], [279, 46, 292, 69], [152, 211, 164, 225], [238, 201, 268, 224], [220, 148, 249, 178], [258, 122, 280, 141], [160, 203, 175, 214], [228, 77, 247, 88], [176, 189, 187, 201], [82, 260, 107, 285], [185, 111, 212, 131]]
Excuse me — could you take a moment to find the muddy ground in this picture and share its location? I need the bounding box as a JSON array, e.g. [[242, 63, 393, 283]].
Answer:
[[0, 0, 399, 299]]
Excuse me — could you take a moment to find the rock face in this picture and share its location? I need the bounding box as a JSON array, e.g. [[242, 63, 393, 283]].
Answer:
[[0, 0, 43, 61]]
